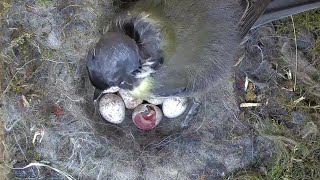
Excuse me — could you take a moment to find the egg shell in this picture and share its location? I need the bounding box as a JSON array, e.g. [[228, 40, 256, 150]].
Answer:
[[132, 104, 163, 130], [118, 89, 143, 109], [162, 97, 188, 118], [98, 94, 125, 124]]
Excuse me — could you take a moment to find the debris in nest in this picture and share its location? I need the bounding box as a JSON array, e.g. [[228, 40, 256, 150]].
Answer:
[[98, 94, 125, 124], [293, 96, 305, 105], [234, 53, 245, 67], [281, 80, 294, 91], [132, 104, 162, 130], [162, 97, 188, 118], [32, 128, 45, 145], [244, 78, 257, 101], [21, 95, 30, 108], [30, 94, 41, 99], [245, 85, 257, 101], [285, 69, 292, 80], [244, 76, 249, 91], [245, 91, 257, 102], [280, 69, 294, 91], [240, 103, 263, 108], [53, 104, 64, 117]]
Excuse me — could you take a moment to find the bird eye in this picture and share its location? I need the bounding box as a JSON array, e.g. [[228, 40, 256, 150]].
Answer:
[[119, 81, 134, 90], [130, 69, 140, 76]]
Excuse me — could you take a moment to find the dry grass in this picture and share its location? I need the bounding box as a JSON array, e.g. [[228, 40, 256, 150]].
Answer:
[[231, 9, 320, 180]]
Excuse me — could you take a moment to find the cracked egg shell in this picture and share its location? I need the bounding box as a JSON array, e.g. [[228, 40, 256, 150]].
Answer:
[[132, 104, 163, 130], [98, 94, 125, 124], [118, 89, 143, 109], [162, 97, 188, 118]]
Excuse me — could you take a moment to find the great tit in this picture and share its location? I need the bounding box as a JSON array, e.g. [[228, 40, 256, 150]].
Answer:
[[86, 0, 320, 99]]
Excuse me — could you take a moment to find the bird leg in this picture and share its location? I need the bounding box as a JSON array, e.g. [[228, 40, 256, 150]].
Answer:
[[181, 98, 201, 128]]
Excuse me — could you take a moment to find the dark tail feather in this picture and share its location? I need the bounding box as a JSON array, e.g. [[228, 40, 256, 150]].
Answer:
[[253, 0, 320, 28]]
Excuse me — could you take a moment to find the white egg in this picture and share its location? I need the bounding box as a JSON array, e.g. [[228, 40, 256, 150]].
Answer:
[[162, 97, 188, 118], [98, 94, 125, 124], [118, 89, 143, 109]]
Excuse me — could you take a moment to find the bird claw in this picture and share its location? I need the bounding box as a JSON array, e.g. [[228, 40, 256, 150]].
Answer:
[[181, 98, 201, 128]]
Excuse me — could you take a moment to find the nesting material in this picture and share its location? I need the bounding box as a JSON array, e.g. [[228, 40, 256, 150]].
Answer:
[[132, 104, 163, 130], [98, 94, 126, 124], [118, 89, 143, 109], [162, 97, 188, 118], [239, 103, 263, 108]]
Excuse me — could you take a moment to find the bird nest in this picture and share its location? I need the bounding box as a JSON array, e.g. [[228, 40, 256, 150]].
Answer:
[[2, 1, 319, 180]]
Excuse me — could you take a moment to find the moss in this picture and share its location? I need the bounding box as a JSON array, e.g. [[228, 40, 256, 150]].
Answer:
[[41, 48, 55, 60], [275, 9, 320, 71], [26, 148, 43, 161], [252, 117, 320, 180], [36, 0, 54, 7], [0, 0, 11, 17], [229, 171, 263, 180], [10, 32, 32, 48], [275, 9, 320, 35]]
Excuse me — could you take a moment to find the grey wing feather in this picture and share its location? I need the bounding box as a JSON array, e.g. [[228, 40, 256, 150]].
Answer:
[[254, 0, 320, 28], [238, 0, 271, 37]]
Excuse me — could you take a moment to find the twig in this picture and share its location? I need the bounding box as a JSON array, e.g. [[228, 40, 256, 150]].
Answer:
[[253, 45, 264, 61], [293, 96, 305, 105], [244, 76, 249, 91], [13, 131, 27, 160], [240, 103, 263, 108], [32, 128, 45, 145], [13, 162, 75, 180], [234, 54, 245, 67], [291, 15, 298, 91]]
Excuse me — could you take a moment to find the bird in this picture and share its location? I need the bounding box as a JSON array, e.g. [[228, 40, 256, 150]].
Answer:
[[86, 0, 320, 99]]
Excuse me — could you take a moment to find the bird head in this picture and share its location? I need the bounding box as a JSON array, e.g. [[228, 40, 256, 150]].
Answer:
[[87, 12, 171, 98]]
